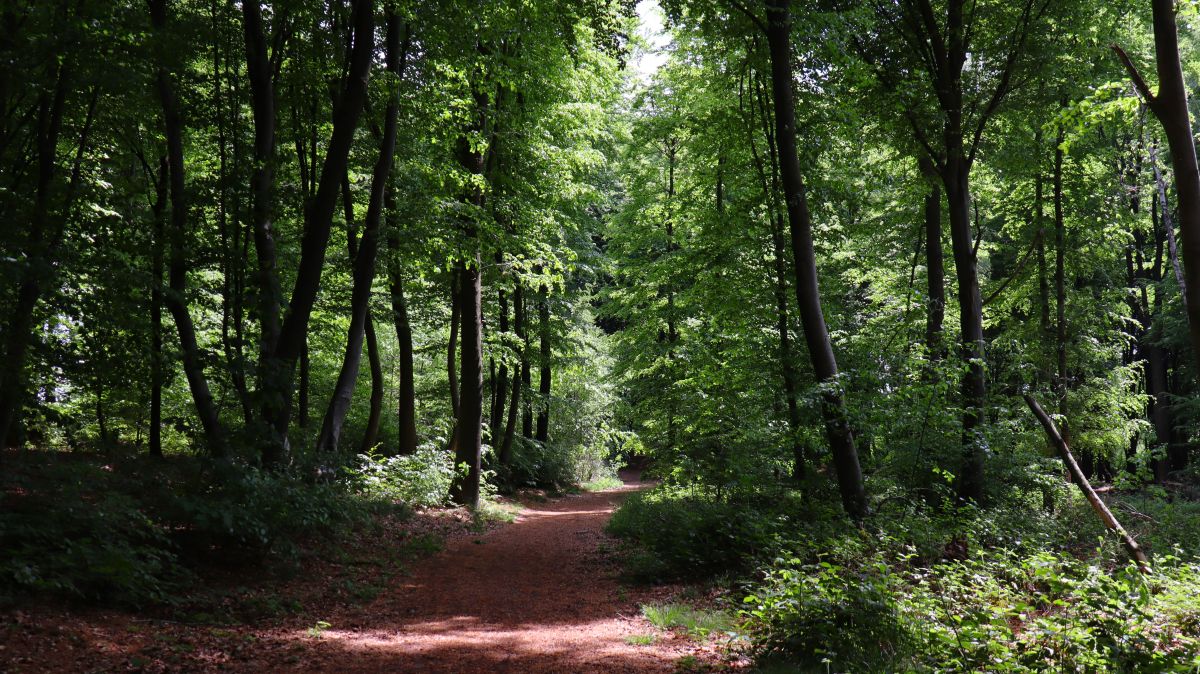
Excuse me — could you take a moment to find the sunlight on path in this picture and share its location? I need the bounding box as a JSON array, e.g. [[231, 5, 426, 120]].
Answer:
[[279, 472, 692, 673]]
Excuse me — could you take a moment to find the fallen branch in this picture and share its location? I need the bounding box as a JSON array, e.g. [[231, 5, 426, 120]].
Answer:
[[1023, 394, 1150, 572], [1114, 501, 1158, 524]]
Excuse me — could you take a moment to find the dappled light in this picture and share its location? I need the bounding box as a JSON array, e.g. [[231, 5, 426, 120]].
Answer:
[[7, 0, 1200, 671]]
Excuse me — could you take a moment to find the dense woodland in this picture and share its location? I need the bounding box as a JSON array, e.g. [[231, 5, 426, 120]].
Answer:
[[8, 0, 1200, 670]]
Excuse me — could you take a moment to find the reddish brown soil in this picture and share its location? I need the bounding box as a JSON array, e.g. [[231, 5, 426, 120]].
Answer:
[[2, 471, 725, 673]]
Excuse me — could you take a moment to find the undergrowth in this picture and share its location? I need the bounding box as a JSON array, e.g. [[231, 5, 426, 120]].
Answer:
[[0, 449, 440, 609], [608, 475, 1200, 672]]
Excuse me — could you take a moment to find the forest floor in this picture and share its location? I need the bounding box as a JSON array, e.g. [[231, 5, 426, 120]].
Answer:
[[2, 469, 733, 673]]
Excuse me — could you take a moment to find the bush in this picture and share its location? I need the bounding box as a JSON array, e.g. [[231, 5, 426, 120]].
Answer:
[[743, 542, 1200, 672], [745, 553, 911, 671], [345, 444, 455, 507], [607, 486, 793, 581], [502, 435, 619, 492], [160, 463, 378, 565], [1, 463, 182, 605], [0, 452, 395, 607]]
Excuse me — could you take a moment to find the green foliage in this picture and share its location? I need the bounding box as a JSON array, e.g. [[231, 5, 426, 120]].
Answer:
[[611, 465, 1200, 670], [745, 553, 910, 671], [346, 444, 455, 507], [641, 602, 735, 640], [746, 551, 1200, 673], [0, 453, 398, 607], [606, 485, 804, 581], [0, 461, 181, 605], [160, 464, 376, 565]]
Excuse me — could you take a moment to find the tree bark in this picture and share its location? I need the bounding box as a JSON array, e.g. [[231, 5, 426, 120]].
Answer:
[[451, 256, 484, 508], [149, 157, 167, 458], [298, 338, 310, 428], [1115, 0, 1200, 385], [387, 200, 418, 454], [535, 284, 551, 444], [316, 10, 402, 455], [241, 0, 284, 421], [150, 0, 226, 456], [764, 0, 867, 518], [255, 0, 375, 466], [448, 272, 461, 418], [449, 76, 489, 508], [359, 311, 384, 453], [944, 162, 987, 502]]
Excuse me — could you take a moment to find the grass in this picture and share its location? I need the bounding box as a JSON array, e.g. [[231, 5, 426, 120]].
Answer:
[[625, 633, 657, 646], [473, 497, 521, 528], [582, 474, 625, 491], [642, 602, 735, 640]]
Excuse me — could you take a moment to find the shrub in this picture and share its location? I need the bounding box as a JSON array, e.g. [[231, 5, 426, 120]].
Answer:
[[502, 435, 619, 492], [1, 474, 182, 605], [606, 486, 791, 581], [743, 547, 1200, 673], [0, 452, 397, 607], [346, 444, 455, 507]]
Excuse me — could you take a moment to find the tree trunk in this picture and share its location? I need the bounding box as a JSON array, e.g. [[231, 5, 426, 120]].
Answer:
[[298, 338, 310, 428], [764, 0, 867, 518], [451, 257, 484, 508], [388, 212, 418, 454], [499, 366, 521, 465], [449, 77, 488, 507], [535, 284, 551, 444], [515, 281, 533, 442], [151, 0, 226, 456], [316, 9, 402, 455], [359, 310, 384, 453], [448, 272, 461, 418], [490, 278, 510, 447], [943, 162, 987, 503], [241, 0, 284, 429], [254, 0, 375, 466], [1117, 0, 1200, 384], [150, 158, 167, 458]]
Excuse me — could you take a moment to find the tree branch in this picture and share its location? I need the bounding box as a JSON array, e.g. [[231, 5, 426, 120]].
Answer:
[[1112, 43, 1157, 107], [725, 0, 766, 34]]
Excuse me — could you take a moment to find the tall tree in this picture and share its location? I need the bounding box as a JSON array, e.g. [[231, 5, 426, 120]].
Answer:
[[760, 0, 867, 518], [245, 0, 376, 466], [1115, 0, 1200, 383], [149, 0, 226, 456], [884, 0, 1048, 502], [316, 13, 407, 454]]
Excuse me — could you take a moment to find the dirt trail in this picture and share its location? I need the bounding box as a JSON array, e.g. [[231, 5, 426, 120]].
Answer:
[[265, 470, 695, 673], [1, 471, 713, 673]]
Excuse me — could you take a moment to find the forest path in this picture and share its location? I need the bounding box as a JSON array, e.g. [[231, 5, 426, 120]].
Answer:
[[267, 469, 698, 673]]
